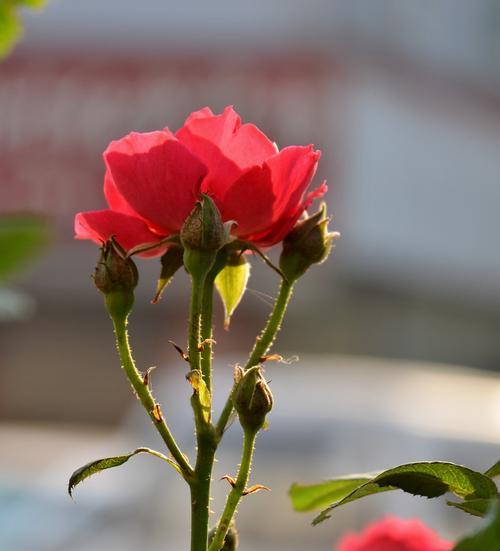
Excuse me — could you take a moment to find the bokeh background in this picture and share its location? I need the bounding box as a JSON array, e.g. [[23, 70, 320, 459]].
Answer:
[[1, 1, 500, 550]]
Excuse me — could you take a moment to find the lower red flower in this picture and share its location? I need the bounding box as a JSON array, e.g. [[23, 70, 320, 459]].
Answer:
[[337, 517, 453, 551]]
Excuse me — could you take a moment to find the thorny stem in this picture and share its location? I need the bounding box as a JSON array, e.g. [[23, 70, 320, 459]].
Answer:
[[188, 272, 217, 551], [215, 279, 295, 439], [208, 429, 258, 551], [112, 314, 193, 478]]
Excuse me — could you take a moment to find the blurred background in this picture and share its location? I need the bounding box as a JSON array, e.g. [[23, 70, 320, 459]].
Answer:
[[1, 1, 500, 549]]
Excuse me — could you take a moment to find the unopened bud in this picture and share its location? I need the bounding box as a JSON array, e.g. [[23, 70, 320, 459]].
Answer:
[[279, 203, 338, 282], [93, 238, 138, 319], [209, 523, 239, 550], [181, 194, 226, 280], [232, 366, 273, 432]]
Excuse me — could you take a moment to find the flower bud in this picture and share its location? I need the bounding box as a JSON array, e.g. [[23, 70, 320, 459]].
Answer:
[[93, 238, 138, 319], [181, 194, 226, 280], [279, 203, 339, 282], [232, 366, 273, 433], [209, 523, 239, 550]]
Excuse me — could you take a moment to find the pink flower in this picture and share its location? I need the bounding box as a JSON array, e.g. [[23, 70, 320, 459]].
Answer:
[[337, 517, 453, 551], [75, 106, 326, 255]]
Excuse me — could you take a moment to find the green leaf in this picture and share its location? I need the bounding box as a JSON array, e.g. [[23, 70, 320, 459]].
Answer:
[[68, 447, 181, 497], [0, 3, 21, 58], [289, 476, 373, 512], [448, 498, 497, 518], [152, 246, 184, 304], [215, 253, 250, 329], [16, 0, 47, 8], [312, 462, 498, 525], [485, 461, 500, 478], [453, 500, 500, 550], [0, 216, 49, 282], [187, 370, 211, 423]]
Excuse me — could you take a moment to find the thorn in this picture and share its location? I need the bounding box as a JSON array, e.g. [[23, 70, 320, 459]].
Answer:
[[197, 338, 217, 352], [169, 340, 189, 362], [260, 354, 283, 363], [242, 484, 271, 496], [221, 475, 236, 487], [152, 403, 163, 423], [143, 366, 156, 386]]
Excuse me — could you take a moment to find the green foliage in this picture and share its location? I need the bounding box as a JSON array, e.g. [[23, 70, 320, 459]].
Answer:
[[289, 476, 373, 512], [292, 462, 498, 525], [215, 254, 250, 329], [0, 0, 46, 58], [453, 500, 500, 551], [68, 447, 181, 497], [485, 460, 500, 478], [0, 215, 49, 282], [447, 498, 495, 518]]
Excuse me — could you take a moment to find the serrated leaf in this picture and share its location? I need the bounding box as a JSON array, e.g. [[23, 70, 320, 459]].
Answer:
[[289, 476, 373, 512], [448, 498, 497, 518], [485, 460, 500, 478], [0, 216, 49, 281], [453, 500, 500, 550], [312, 462, 498, 525], [215, 253, 249, 329], [68, 447, 180, 497]]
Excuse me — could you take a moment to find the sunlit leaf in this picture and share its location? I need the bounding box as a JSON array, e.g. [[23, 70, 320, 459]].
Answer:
[[0, 3, 21, 58], [289, 476, 373, 512], [485, 461, 500, 478], [215, 253, 249, 329], [187, 369, 211, 423], [68, 447, 181, 497], [309, 462, 497, 525], [0, 0, 47, 58]]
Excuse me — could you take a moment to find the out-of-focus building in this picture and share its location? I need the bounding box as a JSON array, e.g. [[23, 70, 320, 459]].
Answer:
[[1, 0, 500, 424]]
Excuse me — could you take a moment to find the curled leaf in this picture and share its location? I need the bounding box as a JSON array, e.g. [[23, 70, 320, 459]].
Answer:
[[68, 447, 181, 497]]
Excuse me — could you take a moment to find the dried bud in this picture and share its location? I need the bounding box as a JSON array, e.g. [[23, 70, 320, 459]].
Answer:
[[93, 238, 138, 319], [279, 203, 338, 282], [181, 194, 226, 279], [209, 523, 239, 550], [232, 366, 273, 432]]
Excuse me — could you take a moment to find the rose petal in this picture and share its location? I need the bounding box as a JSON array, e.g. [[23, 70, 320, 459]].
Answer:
[[177, 106, 277, 197], [103, 170, 136, 216], [104, 130, 207, 234], [265, 145, 321, 223], [75, 210, 166, 257], [217, 165, 275, 238]]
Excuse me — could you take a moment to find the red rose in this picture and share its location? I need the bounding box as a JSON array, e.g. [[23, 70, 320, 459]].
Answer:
[[337, 517, 453, 551], [75, 106, 326, 255]]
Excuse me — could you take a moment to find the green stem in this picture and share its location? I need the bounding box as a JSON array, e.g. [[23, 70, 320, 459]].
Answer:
[[208, 429, 258, 551], [188, 272, 217, 551], [200, 274, 215, 394], [189, 274, 204, 375], [215, 279, 295, 438], [112, 314, 193, 478], [190, 430, 217, 551]]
